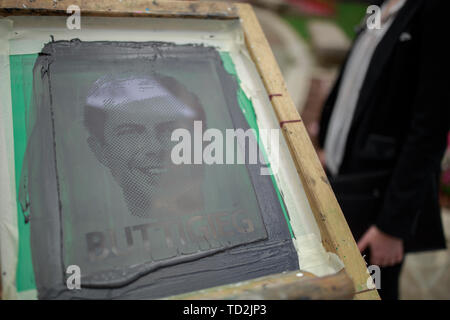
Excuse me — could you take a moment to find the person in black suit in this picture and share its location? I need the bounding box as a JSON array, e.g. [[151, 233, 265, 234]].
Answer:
[[318, 0, 450, 299]]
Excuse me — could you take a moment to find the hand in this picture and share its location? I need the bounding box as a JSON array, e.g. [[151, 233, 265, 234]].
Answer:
[[357, 225, 404, 267]]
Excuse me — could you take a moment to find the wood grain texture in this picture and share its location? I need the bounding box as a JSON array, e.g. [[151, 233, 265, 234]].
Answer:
[[0, 0, 239, 19], [169, 270, 355, 300], [236, 3, 379, 300]]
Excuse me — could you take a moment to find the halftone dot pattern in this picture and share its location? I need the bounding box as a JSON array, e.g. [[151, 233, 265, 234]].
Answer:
[[84, 73, 206, 218]]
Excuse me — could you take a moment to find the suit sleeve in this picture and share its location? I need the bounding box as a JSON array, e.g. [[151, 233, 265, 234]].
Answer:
[[375, 1, 450, 240]]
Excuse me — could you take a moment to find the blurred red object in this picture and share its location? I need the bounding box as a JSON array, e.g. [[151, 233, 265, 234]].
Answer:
[[286, 0, 336, 16]]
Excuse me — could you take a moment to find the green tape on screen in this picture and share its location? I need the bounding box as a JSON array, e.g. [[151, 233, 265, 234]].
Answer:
[[219, 52, 294, 238], [9, 53, 38, 292]]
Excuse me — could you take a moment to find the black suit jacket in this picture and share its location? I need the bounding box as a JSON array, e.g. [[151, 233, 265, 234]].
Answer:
[[319, 0, 450, 252]]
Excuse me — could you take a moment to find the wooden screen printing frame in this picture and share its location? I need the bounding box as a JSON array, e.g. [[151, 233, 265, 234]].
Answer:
[[0, 0, 380, 300]]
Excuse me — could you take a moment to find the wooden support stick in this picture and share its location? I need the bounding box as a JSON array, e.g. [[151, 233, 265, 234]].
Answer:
[[236, 3, 379, 300], [0, 0, 239, 19], [168, 270, 355, 300]]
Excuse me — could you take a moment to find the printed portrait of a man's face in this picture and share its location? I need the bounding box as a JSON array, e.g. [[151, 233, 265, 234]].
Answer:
[[84, 73, 206, 218]]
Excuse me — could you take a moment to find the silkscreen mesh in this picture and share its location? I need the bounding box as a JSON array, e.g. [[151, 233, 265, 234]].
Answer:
[[19, 40, 298, 299], [84, 73, 207, 220]]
